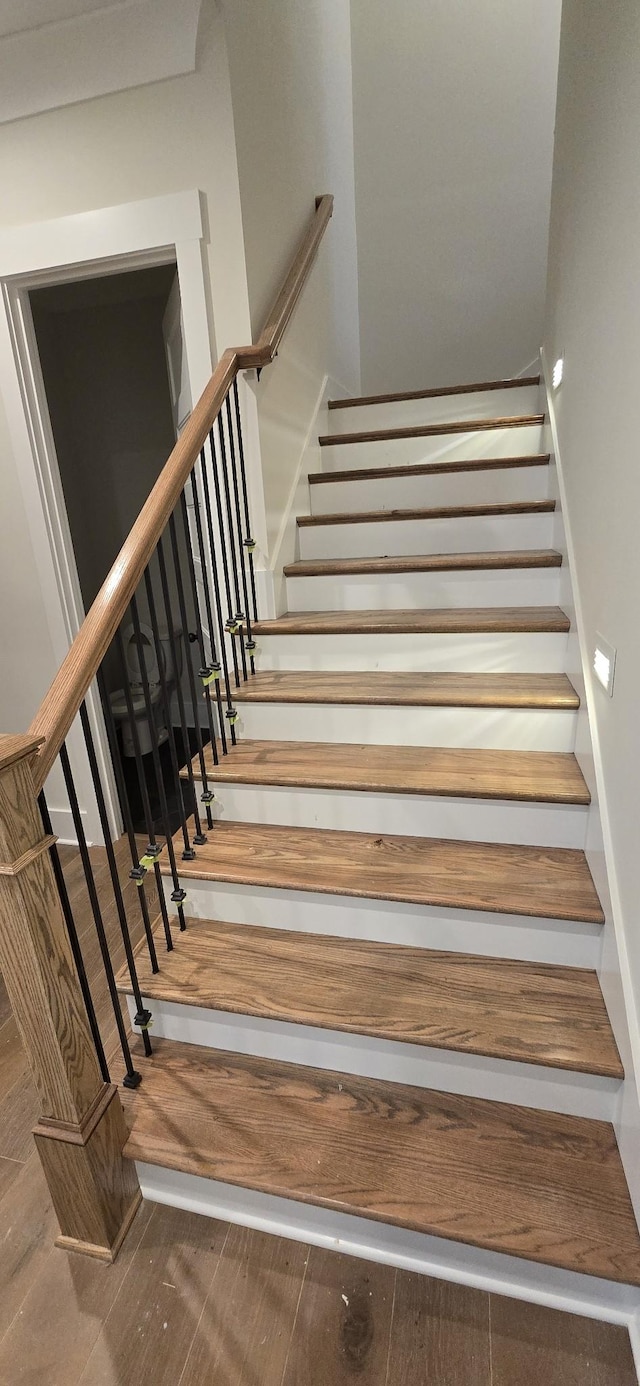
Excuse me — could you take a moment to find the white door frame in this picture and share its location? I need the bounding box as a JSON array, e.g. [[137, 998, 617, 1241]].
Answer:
[[0, 190, 213, 842]]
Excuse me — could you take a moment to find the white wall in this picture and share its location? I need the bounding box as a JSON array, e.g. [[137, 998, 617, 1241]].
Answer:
[[221, 0, 360, 588], [350, 0, 562, 394], [543, 0, 640, 1095], [0, 0, 251, 739]]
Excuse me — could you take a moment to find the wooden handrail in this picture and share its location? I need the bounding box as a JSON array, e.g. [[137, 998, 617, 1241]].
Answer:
[[28, 193, 333, 792]]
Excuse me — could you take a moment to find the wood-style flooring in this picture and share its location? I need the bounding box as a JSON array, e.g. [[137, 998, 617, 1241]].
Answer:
[[225, 668, 581, 708], [191, 737, 590, 803], [0, 843, 636, 1384], [116, 916, 622, 1077], [169, 818, 604, 922]]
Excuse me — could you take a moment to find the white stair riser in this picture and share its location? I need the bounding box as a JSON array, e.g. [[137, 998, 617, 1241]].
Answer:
[[170, 878, 602, 969], [255, 630, 570, 673], [310, 464, 551, 515], [127, 996, 616, 1122], [234, 701, 577, 751], [327, 385, 542, 434], [285, 567, 561, 612], [211, 782, 588, 849], [136, 1163, 640, 1331], [298, 511, 554, 560], [320, 423, 544, 472]]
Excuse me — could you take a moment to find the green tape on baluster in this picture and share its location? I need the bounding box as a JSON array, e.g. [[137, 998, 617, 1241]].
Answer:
[[138, 854, 157, 871]]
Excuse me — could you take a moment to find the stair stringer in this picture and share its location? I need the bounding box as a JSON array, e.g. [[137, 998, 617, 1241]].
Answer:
[[542, 349, 640, 1232]]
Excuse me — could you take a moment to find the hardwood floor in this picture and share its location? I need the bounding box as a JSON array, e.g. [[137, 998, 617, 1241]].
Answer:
[[192, 738, 590, 803], [0, 844, 636, 1384], [318, 413, 545, 446], [297, 499, 556, 526], [284, 549, 563, 576], [123, 1037, 640, 1284], [308, 451, 551, 486], [116, 916, 622, 1077], [169, 818, 604, 922], [224, 668, 581, 708], [253, 604, 571, 635]]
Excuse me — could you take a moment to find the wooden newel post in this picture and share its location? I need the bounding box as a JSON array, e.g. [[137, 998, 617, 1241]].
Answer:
[[0, 733, 141, 1260]]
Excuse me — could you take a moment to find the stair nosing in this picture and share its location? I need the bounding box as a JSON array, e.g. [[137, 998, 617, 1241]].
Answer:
[[328, 375, 541, 410], [122, 1039, 640, 1285], [297, 500, 556, 527], [166, 820, 604, 925], [319, 414, 545, 447], [117, 918, 620, 1079], [224, 672, 580, 710], [252, 606, 571, 636], [185, 741, 590, 806], [309, 454, 551, 484], [283, 550, 562, 579]]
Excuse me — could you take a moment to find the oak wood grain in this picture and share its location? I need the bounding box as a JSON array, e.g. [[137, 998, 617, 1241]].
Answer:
[[192, 738, 590, 804], [27, 196, 334, 789], [281, 1244, 395, 1384], [328, 375, 540, 410], [122, 1039, 640, 1284], [169, 818, 604, 923], [284, 550, 563, 577], [309, 453, 550, 485], [225, 670, 580, 709], [297, 499, 556, 527], [319, 415, 544, 447], [117, 916, 621, 1077], [389, 1273, 491, 1386], [253, 605, 571, 636]]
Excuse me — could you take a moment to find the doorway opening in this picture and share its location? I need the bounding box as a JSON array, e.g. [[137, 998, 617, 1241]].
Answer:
[[29, 262, 208, 836]]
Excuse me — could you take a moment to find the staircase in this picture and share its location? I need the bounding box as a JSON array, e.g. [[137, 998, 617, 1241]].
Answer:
[[116, 374, 640, 1300]]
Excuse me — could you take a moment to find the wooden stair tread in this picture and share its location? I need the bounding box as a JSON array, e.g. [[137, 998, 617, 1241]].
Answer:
[[284, 550, 562, 578], [123, 1039, 640, 1284], [169, 820, 603, 923], [297, 500, 556, 527], [225, 670, 580, 709], [328, 375, 541, 410], [119, 918, 620, 1078], [319, 415, 544, 447], [252, 606, 570, 636], [189, 740, 590, 805], [309, 454, 551, 485]]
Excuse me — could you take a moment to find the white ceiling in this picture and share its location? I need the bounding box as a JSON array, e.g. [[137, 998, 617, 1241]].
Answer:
[[0, 0, 117, 40]]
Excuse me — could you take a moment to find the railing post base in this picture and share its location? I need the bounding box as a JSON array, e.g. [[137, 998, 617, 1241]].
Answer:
[[34, 1084, 141, 1261], [0, 733, 141, 1262]]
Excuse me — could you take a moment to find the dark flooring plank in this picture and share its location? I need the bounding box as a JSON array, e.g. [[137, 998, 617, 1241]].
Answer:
[[0, 1016, 29, 1102], [389, 1272, 491, 1385], [0, 1199, 153, 1386], [0, 1072, 41, 1163], [0, 1154, 60, 1345], [76, 1202, 229, 1386], [0, 975, 10, 1030], [328, 376, 541, 409], [490, 1294, 638, 1386], [180, 1223, 307, 1385], [282, 1244, 395, 1384]]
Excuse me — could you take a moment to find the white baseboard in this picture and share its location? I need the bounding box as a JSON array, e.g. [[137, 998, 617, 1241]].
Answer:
[[136, 1161, 640, 1352], [541, 345, 640, 1227], [46, 803, 90, 847]]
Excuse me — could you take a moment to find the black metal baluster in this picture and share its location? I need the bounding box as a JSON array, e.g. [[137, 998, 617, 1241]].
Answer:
[[174, 488, 227, 757], [232, 377, 259, 628], [130, 593, 188, 931], [217, 407, 248, 681], [199, 447, 238, 741], [156, 532, 215, 830], [184, 466, 234, 748], [97, 668, 159, 975], [208, 420, 241, 689], [225, 393, 255, 674], [59, 742, 141, 1089], [114, 628, 174, 953], [38, 790, 110, 1084], [79, 702, 153, 1057], [143, 566, 201, 856]]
